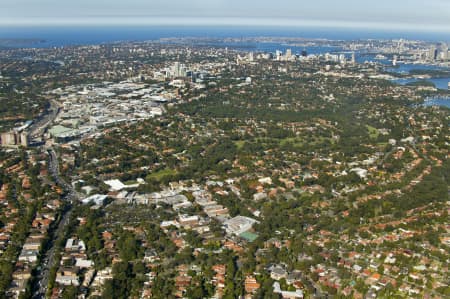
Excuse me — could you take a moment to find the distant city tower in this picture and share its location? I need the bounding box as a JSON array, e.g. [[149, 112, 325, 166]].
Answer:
[[393, 55, 398, 66], [286, 49, 292, 59], [428, 46, 438, 61]]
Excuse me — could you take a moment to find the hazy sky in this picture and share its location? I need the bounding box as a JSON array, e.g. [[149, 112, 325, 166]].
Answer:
[[1, 0, 450, 32]]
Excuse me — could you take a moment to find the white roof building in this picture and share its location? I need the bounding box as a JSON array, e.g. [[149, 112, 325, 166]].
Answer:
[[82, 194, 108, 205], [65, 238, 86, 252], [273, 282, 304, 298], [223, 216, 258, 236], [104, 179, 126, 191]]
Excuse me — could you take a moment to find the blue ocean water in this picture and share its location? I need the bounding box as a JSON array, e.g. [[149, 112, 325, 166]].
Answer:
[[423, 98, 450, 109], [1, 25, 449, 48], [386, 64, 450, 74], [392, 77, 450, 90], [387, 64, 450, 90]]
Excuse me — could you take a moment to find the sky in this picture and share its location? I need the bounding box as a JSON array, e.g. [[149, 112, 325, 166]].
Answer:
[[1, 0, 450, 32]]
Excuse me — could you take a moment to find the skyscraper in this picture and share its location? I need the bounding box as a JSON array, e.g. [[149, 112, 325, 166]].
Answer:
[[441, 43, 449, 61], [286, 49, 292, 59], [275, 50, 282, 61], [392, 55, 398, 66], [428, 46, 437, 61]]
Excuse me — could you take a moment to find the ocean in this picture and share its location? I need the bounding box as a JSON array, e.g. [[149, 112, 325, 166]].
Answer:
[[1, 25, 449, 48], [423, 97, 450, 109]]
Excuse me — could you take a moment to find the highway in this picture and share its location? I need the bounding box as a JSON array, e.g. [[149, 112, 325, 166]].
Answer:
[[29, 99, 60, 139]]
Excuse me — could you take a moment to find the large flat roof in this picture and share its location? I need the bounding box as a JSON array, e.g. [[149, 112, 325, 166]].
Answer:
[[48, 125, 73, 136]]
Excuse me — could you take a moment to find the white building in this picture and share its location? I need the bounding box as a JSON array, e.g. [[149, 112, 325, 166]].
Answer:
[[82, 194, 108, 205], [223, 216, 258, 236]]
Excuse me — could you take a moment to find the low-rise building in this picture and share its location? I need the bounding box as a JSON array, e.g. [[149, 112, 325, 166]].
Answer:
[[55, 267, 80, 286]]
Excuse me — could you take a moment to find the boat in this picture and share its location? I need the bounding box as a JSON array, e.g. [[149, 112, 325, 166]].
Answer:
[[374, 54, 387, 60]]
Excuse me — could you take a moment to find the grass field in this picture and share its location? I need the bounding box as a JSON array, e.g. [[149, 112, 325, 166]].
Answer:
[[367, 125, 379, 139], [234, 140, 246, 149], [146, 168, 177, 180]]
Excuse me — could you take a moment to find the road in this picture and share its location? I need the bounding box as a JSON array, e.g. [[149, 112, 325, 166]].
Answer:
[[32, 148, 79, 299], [29, 99, 60, 139], [305, 277, 330, 299], [25, 95, 78, 298]]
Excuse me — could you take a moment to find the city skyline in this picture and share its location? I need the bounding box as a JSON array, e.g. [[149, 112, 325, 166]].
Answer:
[[1, 0, 450, 33]]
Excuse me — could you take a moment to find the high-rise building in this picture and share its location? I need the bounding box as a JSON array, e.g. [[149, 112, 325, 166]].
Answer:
[[285, 49, 292, 59], [428, 46, 437, 61], [248, 52, 254, 62], [440, 44, 449, 61], [1, 132, 16, 146], [20, 132, 29, 147], [0, 131, 28, 147], [275, 50, 282, 61], [172, 62, 181, 77], [170, 62, 187, 78]]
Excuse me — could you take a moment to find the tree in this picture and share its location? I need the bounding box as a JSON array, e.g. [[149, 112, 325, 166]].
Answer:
[[61, 285, 78, 299], [117, 231, 140, 262]]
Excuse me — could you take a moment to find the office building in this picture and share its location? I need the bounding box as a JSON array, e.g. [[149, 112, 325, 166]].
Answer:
[[0, 131, 29, 147], [428, 46, 437, 61]]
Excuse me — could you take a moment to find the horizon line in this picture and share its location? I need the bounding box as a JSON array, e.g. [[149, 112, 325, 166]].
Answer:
[[1, 17, 450, 34]]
